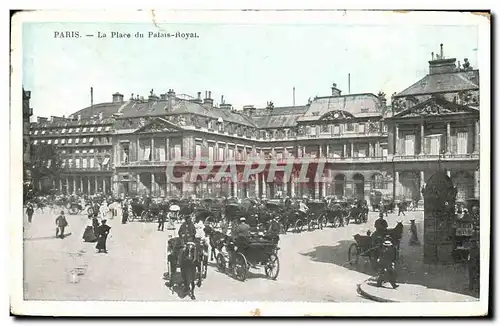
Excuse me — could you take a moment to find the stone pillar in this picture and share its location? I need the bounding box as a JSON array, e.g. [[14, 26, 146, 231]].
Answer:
[[474, 170, 480, 198], [151, 172, 155, 196], [395, 124, 399, 155], [375, 142, 380, 157], [66, 177, 70, 194], [88, 178, 91, 195], [343, 143, 347, 157], [474, 120, 480, 153], [284, 180, 288, 197], [137, 138, 140, 161], [166, 138, 170, 160], [95, 176, 98, 194], [322, 181, 326, 198], [369, 143, 373, 157], [73, 178, 76, 194], [419, 171, 425, 208], [446, 170, 451, 178], [102, 177, 106, 194], [80, 177, 84, 194], [394, 171, 399, 200], [446, 122, 451, 154], [314, 182, 320, 199], [326, 145, 330, 158], [233, 181, 238, 197], [151, 138, 155, 161], [255, 174, 260, 198], [319, 145, 323, 158], [420, 122, 425, 154], [290, 174, 295, 198], [261, 173, 267, 198], [350, 142, 354, 158], [59, 179, 63, 193]]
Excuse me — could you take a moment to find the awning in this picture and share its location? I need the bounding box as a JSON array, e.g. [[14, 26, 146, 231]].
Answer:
[[103, 157, 110, 166]]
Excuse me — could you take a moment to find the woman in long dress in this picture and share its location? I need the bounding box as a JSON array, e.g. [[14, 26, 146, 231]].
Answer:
[[82, 218, 97, 242], [96, 220, 111, 253], [408, 219, 421, 246]]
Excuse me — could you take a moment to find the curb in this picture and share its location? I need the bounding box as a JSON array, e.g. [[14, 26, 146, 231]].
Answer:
[[356, 281, 397, 303]]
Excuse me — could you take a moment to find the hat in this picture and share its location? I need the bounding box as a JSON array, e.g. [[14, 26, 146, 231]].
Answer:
[[410, 219, 415, 222], [383, 240, 392, 246], [60, 210, 65, 214], [102, 219, 107, 223], [240, 217, 246, 221]]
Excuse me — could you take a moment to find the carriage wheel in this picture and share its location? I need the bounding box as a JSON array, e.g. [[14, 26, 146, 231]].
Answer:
[[87, 207, 94, 215], [332, 216, 341, 228], [205, 216, 216, 228], [267, 220, 280, 234], [294, 220, 304, 233], [307, 220, 317, 232], [318, 214, 327, 229], [281, 221, 290, 234], [348, 243, 359, 265], [232, 253, 247, 282], [216, 253, 226, 273], [264, 253, 280, 280], [140, 210, 149, 221]]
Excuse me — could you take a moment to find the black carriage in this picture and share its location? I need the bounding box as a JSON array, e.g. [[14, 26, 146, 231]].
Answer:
[[319, 200, 348, 228], [304, 200, 326, 231], [347, 203, 368, 224], [165, 237, 208, 288], [129, 201, 155, 222], [216, 234, 280, 282]]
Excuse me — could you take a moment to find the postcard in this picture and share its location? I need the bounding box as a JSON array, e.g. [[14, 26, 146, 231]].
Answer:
[[10, 9, 490, 317]]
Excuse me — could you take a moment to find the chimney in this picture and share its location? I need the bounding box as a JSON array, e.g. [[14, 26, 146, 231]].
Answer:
[[166, 89, 176, 111], [196, 92, 202, 103], [428, 43, 457, 74], [112, 92, 124, 103], [90, 87, 94, 107], [203, 90, 214, 109], [331, 83, 342, 97], [221, 95, 225, 105], [243, 105, 255, 116], [160, 93, 166, 100]]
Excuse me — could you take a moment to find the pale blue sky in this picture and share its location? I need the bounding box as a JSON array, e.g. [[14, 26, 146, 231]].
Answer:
[[22, 22, 479, 119]]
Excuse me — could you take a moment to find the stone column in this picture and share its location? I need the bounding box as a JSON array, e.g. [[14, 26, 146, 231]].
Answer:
[[419, 171, 425, 208], [151, 172, 155, 196], [474, 120, 480, 153], [284, 180, 288, 197], [446, 122, 451, 154], [137, 138, 140, 161], [166, 138, 170, 160], [102, 177, 106, 194], [255, 174, 260, 198], [261, 173, 267, 198], [88, 178, 91, 194], [420, 122, 425, 154], [151, 138, 155, 161], [343, 143, 347, 157], [351, 142, 354, 158], [322, 181, 326, 198], [233, 181, 238, 197], [73, 177, 77, 195], [314, 182, 320, 199], [446, 170, 451, 178], [326, 145, 330, 158], [95, 176, 98, 194], [474, 170, 480, 198], [395, 124, 399, 155], [59, 179, 63, 193], [394, 171, 399, 200], [66, 177, 70, 194], [80, 177, 84, 194], [319, 145, 323, 158], [290, 174, 295, 198], [369, 143, 373, 157]]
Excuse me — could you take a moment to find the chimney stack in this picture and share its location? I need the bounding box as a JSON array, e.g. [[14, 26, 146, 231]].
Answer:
[[431, 52, 434, 60], [243, 105, 255, 116], [112, 92, 124, 103], [221, 95, 225, 105], [428, 44, 456, 74], [166, 89, 176, 111], [90, 87, 94, 107], [203, 90, 214, 109], [331, 83, 342, 97]]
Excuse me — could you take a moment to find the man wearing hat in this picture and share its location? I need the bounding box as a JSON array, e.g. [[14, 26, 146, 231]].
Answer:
[[234, 217, 251, 239], [55, 210, 68, 239], [178, 214, 196, 244], [408, 219, 420, 246], [376, 238, 398, 289]]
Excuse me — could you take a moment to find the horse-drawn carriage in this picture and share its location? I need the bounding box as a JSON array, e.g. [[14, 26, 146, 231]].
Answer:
[[347, 201, 368, 224], [348, 222, 404, 269], [305, 200, 326, 231], [164, 236, 209, 300], [319, 200, 348, 228], [216, 233, 280, 282], [129, 199, 164, 222]]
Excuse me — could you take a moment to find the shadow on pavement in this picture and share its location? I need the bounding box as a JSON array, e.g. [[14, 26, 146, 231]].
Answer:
[[302, 220, 478, 299], [24, 232, 73, 241]]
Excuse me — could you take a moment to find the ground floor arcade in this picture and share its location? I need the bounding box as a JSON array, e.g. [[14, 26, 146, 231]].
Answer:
[[55, 174, 113, 195]]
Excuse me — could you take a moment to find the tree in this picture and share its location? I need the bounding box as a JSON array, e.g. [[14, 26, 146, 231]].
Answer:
[[30, 143, 63, 190]]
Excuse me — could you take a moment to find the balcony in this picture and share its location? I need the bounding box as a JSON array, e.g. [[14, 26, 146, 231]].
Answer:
[[393, 153, 480, 162], [63, 167, 112, 173]]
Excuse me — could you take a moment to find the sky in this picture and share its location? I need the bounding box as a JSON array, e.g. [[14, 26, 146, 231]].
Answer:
[[22, 21, 479, 120]]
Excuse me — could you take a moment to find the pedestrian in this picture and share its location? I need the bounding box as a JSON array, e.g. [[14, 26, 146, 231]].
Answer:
[[26, 202, 34, 223], [408, 219, 420, 246], [95, 219, 111, 253], [55, 210, 68, 239], [398, 201, 406, 217], [121, 202, 128, 224], [157, 209, 166, 231], [467, 238, 480, 292], [376, 239, 399, 289]]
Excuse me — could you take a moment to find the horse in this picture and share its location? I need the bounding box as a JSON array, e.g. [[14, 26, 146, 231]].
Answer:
[[204, 226, 228, 262], [180, 241, 198, 300]]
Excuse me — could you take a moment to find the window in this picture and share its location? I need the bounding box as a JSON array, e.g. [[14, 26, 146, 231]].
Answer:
[[143, 146, 151, 161], [89, 127, 95, 132], [54, 139, 59, 144], [208, 146, 214, 160], [33, 140, 38, 145], [195, 144, 202, 159], [89, 137, 94, 143], [41, 130, 46, 135], [75, 149, 80, 154], [34, 130, 39, 135], [105, 126, 111, 131], [333, 125, 340, 135], [346, 123, 354, 132], [89, 158, 95, 168], [75, 138, 80, 144], [218, 147, 225, 160], [75, 128, 81, 133], [75, 158, 80, 168], [228, 148, 234, 159], [358, 123, 365, 134], [122, 143, 130, 163], [47, 139, 52, 144], [82, 138, 87, 144], [82, 127, 88, 132], [97, 126, 103, 132], [68, 158, 73, 167], [103, 157, 110, 166], [68, 138, 73, 144], [82, 158, 88, 168], [60, 138, 66, 144], [68, 129, 73, 134]]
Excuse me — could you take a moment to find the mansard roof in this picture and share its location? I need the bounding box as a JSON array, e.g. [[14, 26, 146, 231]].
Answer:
[[395, 70, 479, 97], [251, 106, 308, 128]]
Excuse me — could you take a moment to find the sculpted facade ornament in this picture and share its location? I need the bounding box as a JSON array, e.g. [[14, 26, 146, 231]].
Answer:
[[297, 125, 305, 135], [319, 110, 354, 121]]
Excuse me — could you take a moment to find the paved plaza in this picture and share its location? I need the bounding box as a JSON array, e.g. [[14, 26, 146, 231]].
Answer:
[[23, 208, 478, 302]]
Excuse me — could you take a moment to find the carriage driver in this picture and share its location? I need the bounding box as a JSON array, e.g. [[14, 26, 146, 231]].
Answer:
[[178, 214, 196, 244]]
